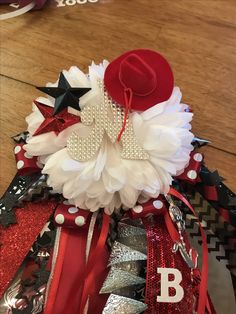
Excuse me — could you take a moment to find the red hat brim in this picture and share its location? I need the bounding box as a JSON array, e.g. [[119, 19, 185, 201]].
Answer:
[[104, 49, 174, 111]]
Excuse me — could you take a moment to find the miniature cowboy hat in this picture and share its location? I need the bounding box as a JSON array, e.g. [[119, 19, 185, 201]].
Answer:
[[104, 49, 174, 111]]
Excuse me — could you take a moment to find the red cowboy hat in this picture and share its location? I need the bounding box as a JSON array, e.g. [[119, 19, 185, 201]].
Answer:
[[104, 49, 174, 112]]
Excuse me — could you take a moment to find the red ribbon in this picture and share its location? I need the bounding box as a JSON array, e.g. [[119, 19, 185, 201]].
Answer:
[[44, 212, 110, 314], [203, 185, 218, 201], [176, 151, 203, 184], [53, 203, 92, 229], [218, 207, 231, 224], [79, 213, 110, 313], [143, 215, 194, 313], [44, 228, 69, 314], [129, 191, 210, 314], [14, 143, 40, 176]]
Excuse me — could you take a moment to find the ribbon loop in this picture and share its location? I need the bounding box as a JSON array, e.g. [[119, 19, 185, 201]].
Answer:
[[53, 203, 91, 229]]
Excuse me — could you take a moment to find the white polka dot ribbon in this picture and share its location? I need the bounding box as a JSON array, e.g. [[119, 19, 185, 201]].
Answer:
[[176, 151, 203, 184], [130, 197, 167, 219], [54, 202, 91, 229], [14, 143, 41, 175]]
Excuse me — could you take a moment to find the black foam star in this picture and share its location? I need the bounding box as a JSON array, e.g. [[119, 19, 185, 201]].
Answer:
[[37, 72, 91, 115]]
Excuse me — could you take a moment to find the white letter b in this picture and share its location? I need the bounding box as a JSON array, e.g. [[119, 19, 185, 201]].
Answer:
[[157, 268, 184, 303]]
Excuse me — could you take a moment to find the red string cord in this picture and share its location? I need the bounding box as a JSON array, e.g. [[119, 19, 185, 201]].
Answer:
[[117, 87, 133, 141]]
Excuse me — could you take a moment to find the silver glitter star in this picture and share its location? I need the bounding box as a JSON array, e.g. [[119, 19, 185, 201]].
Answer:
[[118, 222, 146, 238], [100, 267, 145, 294], [108, 241, 147, 266]]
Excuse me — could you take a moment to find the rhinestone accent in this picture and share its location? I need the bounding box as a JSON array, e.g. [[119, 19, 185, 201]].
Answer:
[[67, 80, 149, 161]]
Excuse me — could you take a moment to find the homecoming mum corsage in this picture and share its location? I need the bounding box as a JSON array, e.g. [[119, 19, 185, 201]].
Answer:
[[0, 49, 235, 314]]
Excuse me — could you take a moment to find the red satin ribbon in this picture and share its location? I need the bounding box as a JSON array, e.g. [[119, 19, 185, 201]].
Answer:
[[79, 213, 110, 313], [176, 152, 202, 184], [44, 228, 69, 314], [44, 212, 110, 314], [14, 143, 40, 176], [53, 203, 91, 229], [218, 207, 231, 224], [203, 185, 218, 201], [169, 187, 208, 314]]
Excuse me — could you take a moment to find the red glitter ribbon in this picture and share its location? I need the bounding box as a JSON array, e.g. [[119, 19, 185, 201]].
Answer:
[[143, 215, 194, 314], [130, 190, 209, 314], [0, 201, 56, 298]]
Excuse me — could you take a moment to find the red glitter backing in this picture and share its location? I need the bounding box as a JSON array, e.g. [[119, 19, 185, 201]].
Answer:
[[0, 201, 56, 298], [143, 216, 194, 314]]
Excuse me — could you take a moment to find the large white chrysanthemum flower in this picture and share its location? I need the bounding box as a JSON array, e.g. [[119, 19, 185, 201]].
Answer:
[[24, 61, 194, 214]]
